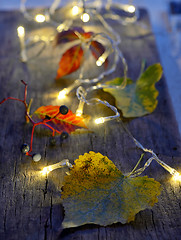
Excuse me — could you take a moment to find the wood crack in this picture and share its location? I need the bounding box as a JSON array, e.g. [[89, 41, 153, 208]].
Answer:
[[43, 177, 48, 200], [3, 204, 7, 232]]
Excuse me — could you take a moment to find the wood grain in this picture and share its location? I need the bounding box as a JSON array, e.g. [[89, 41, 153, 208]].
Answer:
[[0, 8, 181, 240]]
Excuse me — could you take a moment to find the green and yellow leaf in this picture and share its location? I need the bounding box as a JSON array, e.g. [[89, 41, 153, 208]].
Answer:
[[103, 63, 163, 117], [61, 151, 161, 228]]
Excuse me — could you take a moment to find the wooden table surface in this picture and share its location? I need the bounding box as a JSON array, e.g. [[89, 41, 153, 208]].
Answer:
[[0, 8, 181, 240]]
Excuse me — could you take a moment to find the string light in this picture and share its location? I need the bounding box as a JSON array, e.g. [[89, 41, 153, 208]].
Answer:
[[41, 166, 52, 175], [76, 109, 83, 117], [34, 14, 46, 23], [104, 2, 138, 25], [81, 13, 90, 22], [95, 117, 105, 124], [49, 0, 61, 15], [96, 57, 104, 67], [17, 26, 25, 37], [127, 5, 136, 13], [56, 31, 127, 99], [96, 56, 106, 67], [96, 48, 112, 67], [117, 122, 181, 181], [58, 80, 81, 99], [58, 89, 69, 99], [172, 171, 181, 181], [57, 24, 65, 32], [76, 86, 120, 124], [40, 145, 181, 182], [41, 159, 73, 175], [75, 87, 87, 116], [72, 6, 81, 16], [17, 26, 27, 62], [18, 0, 180, 185]]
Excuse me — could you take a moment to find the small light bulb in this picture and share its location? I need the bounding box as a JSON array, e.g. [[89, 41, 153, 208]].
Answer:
[[76, 109, 83, 116], [96, 60, 102, 67], [57, 23, 65, 32], [17, 26, 25, 37], [41, 166, 52, 175], [35, 14, 46, 23], [72, 6, 80, 16], [81, 13, 90, 23], [58, 89, 68, 99], [172, 171, 181, 181], [127, 5, 136, 13], [96, 56, 105, 67], [95, 117, 105, 124], [41, 160, 72, 175]]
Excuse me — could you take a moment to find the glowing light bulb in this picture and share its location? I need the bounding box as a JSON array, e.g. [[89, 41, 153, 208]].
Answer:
[[127, 5, 136, 13], [96, 56, 105, 67], [57, 23, 65, 32], [41, 159, 72, 175], [81, 13, 90, 23], [17, 26, 27, 62], [172, 171, 181, 181], [72, 6, 80, 16], [95, 117, 105, 124], [35, 14, 46, 23], [17, 26, 25, 37], [41, 166, 52, 175], [58, 89, 68, 99], [76, 109, 83, 116]]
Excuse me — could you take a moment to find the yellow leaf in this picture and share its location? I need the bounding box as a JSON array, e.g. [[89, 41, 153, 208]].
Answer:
[[61, 151, 161, 228]]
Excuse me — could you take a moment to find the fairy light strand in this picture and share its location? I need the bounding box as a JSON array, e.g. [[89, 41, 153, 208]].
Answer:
[[76, 86, 120, 123], [20, 0, 49, 22], [18, 0, 181, 182], [41, 159, 73, 175], [116, 119, 181, 180], [49, 0, 61, 15], [40, 127, 181, 181], [20, 0, 136, 64], [39, 116, 180, 180], [58, 32, 127, 99], [17, 26, 27, 62], [95, 11, 121, 45], [105, 1, 138, 25]]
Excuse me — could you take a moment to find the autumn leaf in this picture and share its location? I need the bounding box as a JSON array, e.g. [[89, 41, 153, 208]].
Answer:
[[33, 106, 88, 134], [103, 63, 163, 117], [61, 151, 161, 228], [55, 28, 108, 79], [55, 44, 84, 79]]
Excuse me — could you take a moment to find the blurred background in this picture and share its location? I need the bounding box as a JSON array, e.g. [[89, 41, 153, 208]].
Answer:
[[1, 0, 181, 134]]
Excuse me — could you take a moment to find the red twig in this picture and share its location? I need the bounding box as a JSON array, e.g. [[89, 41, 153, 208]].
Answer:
[[0, 97, 24, 105], [27, 116, 62, 155], [0, 81, 64, 158]]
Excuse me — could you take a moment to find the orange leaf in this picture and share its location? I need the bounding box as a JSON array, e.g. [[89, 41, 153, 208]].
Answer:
[[33, 106, 88, 134], [56, 44, 83, 79]]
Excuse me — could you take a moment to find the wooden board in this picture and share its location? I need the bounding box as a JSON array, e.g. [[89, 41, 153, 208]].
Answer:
[[0, 8, 181, 240]]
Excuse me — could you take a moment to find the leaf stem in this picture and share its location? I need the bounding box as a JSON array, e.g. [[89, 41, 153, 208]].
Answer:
[[138, 59, 146, 80], [127, 153, 144, 177]]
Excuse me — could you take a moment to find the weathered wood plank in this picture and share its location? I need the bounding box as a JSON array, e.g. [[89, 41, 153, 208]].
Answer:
[[0, 8, 181, 240]]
